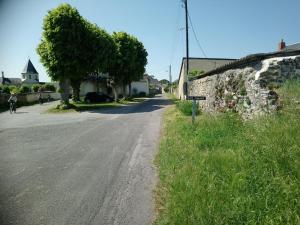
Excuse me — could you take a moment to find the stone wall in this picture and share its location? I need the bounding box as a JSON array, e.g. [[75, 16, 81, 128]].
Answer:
[[0, 92, 60, 106], [189, 55, 300, 118]]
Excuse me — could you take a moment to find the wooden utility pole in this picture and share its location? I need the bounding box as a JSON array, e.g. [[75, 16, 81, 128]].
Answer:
[[169, 65, 172, 93], [184, 0, 189, 80]]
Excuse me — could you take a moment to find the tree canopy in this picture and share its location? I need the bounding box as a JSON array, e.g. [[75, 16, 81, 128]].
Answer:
[[37, 4, 89, 104], [37, 4, 148, 104], [109, 32, 148, 97]]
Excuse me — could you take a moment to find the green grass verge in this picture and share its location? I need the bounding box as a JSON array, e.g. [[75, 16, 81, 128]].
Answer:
[[155, 82, 300, 225], [46, 97, 146, 113], [166, 93, 200, 116], [46, 102, 121, 113]]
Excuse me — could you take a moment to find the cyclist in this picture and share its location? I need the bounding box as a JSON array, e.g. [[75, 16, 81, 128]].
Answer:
[[39, 91, 43, 105], [8, 92, 17, 114]]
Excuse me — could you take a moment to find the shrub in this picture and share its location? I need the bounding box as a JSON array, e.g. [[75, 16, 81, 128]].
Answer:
[[32, 84, 41, 92], [43, 83, 56, 92], [176, 100, 199, 116], [240, 87, 247, 96], [164, 86, 170, 93], [38, 86, 46, 92], [1, 85, 10, 94], [19, 85, 31, 94], [8, 86, 19, 94]]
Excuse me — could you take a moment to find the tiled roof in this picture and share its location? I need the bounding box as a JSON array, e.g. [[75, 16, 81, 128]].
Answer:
[[22, 59, 38, 74], [0, 77, 22, 85]]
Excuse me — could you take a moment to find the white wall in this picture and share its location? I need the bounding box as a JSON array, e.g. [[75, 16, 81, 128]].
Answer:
[[131, 81, 149, 95], [80, 81, 108, 96]]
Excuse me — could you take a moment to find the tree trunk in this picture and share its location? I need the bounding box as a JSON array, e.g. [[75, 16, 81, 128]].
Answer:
[[128, 83, 132, 96], [96, 73, 99, 93], [59, 78, 70, 105], [112, 86, 117, 102], [122, 83, 127, 98], [70, 79, 81, 102]]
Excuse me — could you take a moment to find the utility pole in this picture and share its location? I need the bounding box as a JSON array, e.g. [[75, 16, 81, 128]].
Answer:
[[169, 65, 172, 93], [184, 0, 189, 83]]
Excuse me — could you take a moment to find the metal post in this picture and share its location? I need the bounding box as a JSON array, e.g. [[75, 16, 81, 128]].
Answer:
[[169, 65, 172, 93], [192, 99, 196, 124]]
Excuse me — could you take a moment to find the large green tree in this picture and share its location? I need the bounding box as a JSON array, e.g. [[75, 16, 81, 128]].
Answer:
[[70, 22, 116, 101], [108, 32, 148, 99], [128, 38, 148, 96], [37, 4, 92, 105], [110, 32, 136, 98]]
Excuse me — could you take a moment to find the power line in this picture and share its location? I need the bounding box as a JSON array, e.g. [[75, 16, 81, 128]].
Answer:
[[187, 11, 207, 57], [169, 1, 182, 65]]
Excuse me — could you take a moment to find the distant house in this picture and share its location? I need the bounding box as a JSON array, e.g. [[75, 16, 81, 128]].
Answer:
[[177, 57, 237, 99], [1, 59, 39, 87], [80, 73, 110, 96], [0, 71, 22, 86], [79, 73, 150, 97], [285, 43, 300, 51], [21, 59, 39, 84], [131, 74, 149, 96], [147, 74, 161, 94], [278, 39, 300, 51]]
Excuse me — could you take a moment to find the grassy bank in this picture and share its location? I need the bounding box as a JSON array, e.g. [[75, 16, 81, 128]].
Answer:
[[155, 82, 300, 224]]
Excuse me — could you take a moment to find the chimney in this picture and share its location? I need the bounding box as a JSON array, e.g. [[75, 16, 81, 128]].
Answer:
[[278, 39, 286, 51], [1, 71, 3, 78]]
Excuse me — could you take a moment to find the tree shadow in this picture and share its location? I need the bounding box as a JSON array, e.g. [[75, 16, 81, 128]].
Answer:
[[15, 112, 29, 114], [84, 97, 172, 115]]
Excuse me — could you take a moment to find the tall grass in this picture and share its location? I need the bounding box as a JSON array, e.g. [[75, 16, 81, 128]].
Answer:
[[176, 100, 199, 116], [156, 81, 300, 225]]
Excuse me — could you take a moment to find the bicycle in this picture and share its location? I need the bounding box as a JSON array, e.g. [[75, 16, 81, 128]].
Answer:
[[9, 100, 16, 114]]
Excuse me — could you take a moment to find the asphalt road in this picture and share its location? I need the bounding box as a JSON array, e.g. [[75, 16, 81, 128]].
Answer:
[[0, 95, 170, 225]]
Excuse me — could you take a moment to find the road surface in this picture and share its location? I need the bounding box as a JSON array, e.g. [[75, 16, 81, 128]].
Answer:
[[0, 95, 170, 225]]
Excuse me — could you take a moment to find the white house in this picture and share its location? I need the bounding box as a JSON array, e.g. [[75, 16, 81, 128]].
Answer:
[[1, 59, 39, 86], [21, 59, 39, 84], [131, 74, 149, 95], [79, 73, 150, 97]]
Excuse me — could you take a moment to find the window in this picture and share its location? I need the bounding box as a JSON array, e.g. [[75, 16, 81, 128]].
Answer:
[[29, 75, 31, 79]]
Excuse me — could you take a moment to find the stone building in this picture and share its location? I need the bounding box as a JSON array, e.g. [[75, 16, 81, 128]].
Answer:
[[177, 57, 237, 99]]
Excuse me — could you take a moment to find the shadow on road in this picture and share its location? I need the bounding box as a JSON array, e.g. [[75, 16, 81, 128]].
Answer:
[[15, 112, 29, 114], [84, 97, 172, 115]]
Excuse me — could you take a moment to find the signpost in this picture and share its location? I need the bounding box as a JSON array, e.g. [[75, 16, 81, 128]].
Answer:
[[183, 0, 206, 124], [186, 96, 206, 101], [186, 96, 206, 124]]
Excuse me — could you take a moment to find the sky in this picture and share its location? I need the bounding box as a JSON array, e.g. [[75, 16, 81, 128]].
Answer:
[[0, 0, 299, 82]]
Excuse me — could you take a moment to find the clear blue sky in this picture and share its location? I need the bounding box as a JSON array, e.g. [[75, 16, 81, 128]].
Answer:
[[0, 0, 299, 82]]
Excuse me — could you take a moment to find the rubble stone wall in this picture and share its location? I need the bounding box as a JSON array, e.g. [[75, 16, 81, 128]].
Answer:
[[189, 55, 300, 118]]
